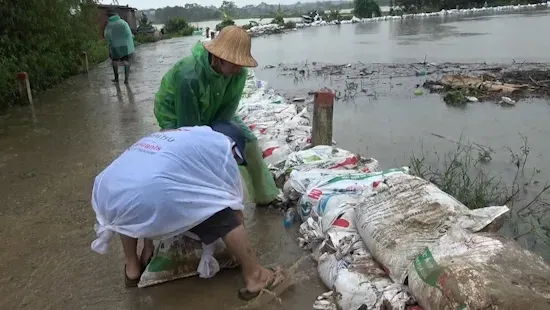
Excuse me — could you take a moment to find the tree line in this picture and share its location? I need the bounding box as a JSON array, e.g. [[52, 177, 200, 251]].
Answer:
[[143, 1, 360, 23]]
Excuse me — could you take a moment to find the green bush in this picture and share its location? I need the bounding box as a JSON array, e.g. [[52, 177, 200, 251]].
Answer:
[[216, 18, 235, 31], [283, 21, 297, 29], [0, 1, 108, 111], [271, 16, 285, 25], [134, 34, 160, 45]]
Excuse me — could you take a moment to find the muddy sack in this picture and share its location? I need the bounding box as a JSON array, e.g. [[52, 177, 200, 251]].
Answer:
[[299, 194, 360, 252], [138, 233, 237, 288], [282, 146, 380, 178], [302, 197, 415, 310], [284, 169, 379, 202], [407, 226, 550, 310], [252, 123, 311, 169], [299, 167, 409, 222], [355, 173, 510, 283], [315, 249, 415, 310]]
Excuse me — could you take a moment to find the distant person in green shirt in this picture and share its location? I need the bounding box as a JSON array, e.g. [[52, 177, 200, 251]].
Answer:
[[104, 10, 135, 84], [153, 26, 280, 207]]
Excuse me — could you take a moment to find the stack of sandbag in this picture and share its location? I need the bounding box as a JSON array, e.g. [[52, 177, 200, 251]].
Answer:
[[236, 73, 314, 174], [407, 226, 550, 309], [354, 173, 510, 284], [294, 169, 418, 310]]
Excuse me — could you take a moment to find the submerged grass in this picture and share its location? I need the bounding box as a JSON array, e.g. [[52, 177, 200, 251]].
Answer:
[[410, 140, 506, 210], [409, 135, 550, 252]]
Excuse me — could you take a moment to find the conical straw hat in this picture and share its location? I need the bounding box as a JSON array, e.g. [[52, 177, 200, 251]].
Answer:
[[203, 26, 258, 68]]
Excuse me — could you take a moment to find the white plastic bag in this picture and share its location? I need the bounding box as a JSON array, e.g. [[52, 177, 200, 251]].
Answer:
[[316, 247, 415, 310], [355, 173, 510, 283], [91, 126, 244, 254], [282, 146, 381, 178], [197, 239, 225, 278], [284, 169, 374, 202], [299, 167, 409, 221]]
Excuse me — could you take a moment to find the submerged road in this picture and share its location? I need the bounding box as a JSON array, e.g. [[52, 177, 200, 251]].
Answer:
[[0, 38, 325, 309]]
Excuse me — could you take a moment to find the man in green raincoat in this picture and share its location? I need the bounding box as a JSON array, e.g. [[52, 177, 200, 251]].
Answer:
[[154, 26, 280, 206], [104, 10, 135, 84]]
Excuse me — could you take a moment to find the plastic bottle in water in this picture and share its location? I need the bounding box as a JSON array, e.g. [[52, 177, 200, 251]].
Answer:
[[283, 208, 297, 229]]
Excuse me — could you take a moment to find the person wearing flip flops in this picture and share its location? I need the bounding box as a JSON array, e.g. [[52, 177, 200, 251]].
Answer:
[[154, 25, 281, 208], [90, 121, 290, 299]]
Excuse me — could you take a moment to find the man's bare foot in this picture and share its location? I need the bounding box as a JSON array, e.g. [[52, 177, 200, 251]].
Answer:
[[140, 242, 155, 268], [244, 266, 284, 295], [125, 259, 141, 280]]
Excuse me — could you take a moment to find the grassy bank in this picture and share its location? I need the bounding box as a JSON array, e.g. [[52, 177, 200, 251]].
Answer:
[[410, 136, 550, 253], [0, 2, 109, 112]]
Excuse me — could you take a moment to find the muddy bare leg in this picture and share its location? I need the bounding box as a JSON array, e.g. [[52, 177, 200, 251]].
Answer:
[[222, 225, 281, 293], [120, 234, 140, 279], [140, 238, 154, 266], [112, 65, 119, 83]]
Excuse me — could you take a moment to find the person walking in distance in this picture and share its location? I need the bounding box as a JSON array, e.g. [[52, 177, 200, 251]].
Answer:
[[104, 10, 135, 84]]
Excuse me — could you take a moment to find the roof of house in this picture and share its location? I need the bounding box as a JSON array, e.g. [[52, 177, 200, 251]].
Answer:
[[97, 4, 137, 12]]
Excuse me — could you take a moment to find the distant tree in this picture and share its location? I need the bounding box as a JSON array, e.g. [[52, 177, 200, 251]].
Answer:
[[164, 17, 194, 36], [138, 13, 152, 27], [353, 0, 382, 18], [271, 4, 286, 25], [327, 8, 343, 21], [220, 1, 237, 18]]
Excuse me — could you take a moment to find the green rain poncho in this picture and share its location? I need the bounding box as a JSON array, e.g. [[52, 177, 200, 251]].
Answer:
[[104, 15, 135, 59], [154, 42, 279, 204]]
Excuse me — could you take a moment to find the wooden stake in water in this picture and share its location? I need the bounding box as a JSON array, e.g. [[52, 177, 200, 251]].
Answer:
[[312, 88, 335, 146], [80, 51, 89, 73], [17, 72, 33, 106]]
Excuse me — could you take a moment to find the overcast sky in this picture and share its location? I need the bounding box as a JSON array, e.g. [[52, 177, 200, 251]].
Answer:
[[101, 1, 307, 10]]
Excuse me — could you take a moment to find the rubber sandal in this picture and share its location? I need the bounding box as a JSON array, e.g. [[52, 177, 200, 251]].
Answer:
[[140, 248, 155, 273], [237, 267, 292, 301], [124, 265, 141, 288]]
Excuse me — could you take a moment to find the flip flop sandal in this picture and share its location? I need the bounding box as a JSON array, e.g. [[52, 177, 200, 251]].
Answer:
[[237, 268, 291, 301], [124, 265, 141, 288], [140, 247, 156, 273]]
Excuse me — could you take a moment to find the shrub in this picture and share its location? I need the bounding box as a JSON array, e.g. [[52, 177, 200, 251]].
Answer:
[[271, 16, 285, 25], [283, 21, 296, 29], [0, 1, 108, 111], [216, 18, 235, 31]]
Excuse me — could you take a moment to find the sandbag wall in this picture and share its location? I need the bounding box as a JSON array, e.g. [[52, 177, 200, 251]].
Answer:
[[138, 70, 550, 310]]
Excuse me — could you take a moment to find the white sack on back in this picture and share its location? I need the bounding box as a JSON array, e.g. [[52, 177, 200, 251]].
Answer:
[[91, 126, 244, 254], [355, 173, 509, 283], [407, 226, 550, 310]]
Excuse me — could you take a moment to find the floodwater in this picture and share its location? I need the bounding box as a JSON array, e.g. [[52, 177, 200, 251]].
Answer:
[[1, 7, 550, 310]]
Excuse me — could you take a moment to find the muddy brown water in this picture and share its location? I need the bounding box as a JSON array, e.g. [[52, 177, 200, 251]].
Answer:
[[1, 9, 550, 309]]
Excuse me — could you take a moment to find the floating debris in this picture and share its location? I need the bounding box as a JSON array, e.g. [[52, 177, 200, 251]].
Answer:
[[501, 96, 516, 105]]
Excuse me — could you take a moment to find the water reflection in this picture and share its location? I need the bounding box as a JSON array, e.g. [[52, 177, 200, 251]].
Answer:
[[354, 22, 381, 35]]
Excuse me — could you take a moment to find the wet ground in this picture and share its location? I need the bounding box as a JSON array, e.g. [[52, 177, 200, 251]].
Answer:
[[1, 8, 550, 310]]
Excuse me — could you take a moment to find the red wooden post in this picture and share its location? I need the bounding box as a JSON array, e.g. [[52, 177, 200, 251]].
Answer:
[[17, 72, 34, 106], [312, 88, 335, 146]]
